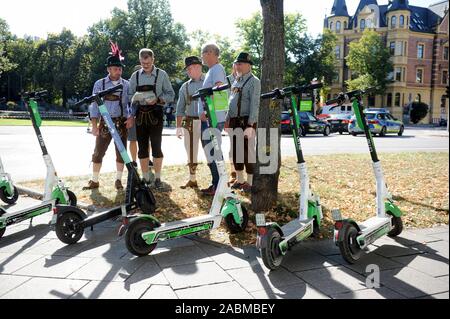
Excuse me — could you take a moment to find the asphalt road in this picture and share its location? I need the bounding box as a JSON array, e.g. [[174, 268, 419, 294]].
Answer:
[[0, 126, 448, 182]]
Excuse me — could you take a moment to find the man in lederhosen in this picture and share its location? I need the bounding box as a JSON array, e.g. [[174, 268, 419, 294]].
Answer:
[[127, 48, 175, 189], [176, 56, 204, 189], [83, 43, 130, 191], [225, 52, 261, 193]]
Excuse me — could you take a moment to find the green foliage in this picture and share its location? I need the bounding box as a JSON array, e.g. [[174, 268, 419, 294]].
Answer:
[[346, 29, 393, 93], [410, 101, 429, 124], [236, 12, 337, 86]]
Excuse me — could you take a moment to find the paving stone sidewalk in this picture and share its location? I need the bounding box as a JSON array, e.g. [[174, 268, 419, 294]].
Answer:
[[0, 197, 448, 299]]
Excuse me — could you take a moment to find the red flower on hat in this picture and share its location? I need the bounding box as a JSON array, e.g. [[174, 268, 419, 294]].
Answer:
[[109, 40, 124, 62]]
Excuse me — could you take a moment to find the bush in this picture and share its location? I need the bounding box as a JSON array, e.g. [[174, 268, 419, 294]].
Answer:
[[410, 102, 429, 124]]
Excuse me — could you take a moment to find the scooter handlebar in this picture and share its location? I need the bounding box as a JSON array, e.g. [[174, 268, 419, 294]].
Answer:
[[22, 90, 48, 100], [192, 84, 230, 100], [325, 87, 377, 105], [261, 88, 283, 100], [75, 83, 124, 107]]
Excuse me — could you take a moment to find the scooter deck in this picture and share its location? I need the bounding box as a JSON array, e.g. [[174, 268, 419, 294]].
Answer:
[[142, 214, 222, 244], [281, 219, 314, 240], [359, 216, 391, 233], [357, 216, 392, 248], [1, 201, 53, 227]]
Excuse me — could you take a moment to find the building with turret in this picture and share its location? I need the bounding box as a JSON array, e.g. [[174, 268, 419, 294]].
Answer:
[[324, 0, 449, 124]]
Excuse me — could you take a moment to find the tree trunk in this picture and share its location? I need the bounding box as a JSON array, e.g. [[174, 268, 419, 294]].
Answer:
[[251, 0, 285, 212]]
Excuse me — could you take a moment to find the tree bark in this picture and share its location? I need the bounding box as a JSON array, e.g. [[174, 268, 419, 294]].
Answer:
[[251, 0, 285, 212]]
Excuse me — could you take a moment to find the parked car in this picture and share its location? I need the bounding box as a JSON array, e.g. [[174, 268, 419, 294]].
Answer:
[[327, 113, 353, 134], [281, 111, 332, 136], [348, 109, 405, 137], [317, 103, 353, 120]]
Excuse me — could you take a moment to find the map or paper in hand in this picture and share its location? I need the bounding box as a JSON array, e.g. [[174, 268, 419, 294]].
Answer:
[[132, 91, 157, 105]]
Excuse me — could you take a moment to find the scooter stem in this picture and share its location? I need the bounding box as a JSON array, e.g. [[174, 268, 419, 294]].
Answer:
[[373, 161, 387, 218], [298, 162, 310, 220]]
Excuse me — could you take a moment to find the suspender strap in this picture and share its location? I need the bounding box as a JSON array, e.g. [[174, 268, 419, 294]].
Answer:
[[135, 68, 160, 97], [102, 77, 124, 118], [237, 75, 254, 118]]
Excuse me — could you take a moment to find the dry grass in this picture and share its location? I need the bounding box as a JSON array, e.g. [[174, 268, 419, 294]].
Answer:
[[21, 152, 449, 247]]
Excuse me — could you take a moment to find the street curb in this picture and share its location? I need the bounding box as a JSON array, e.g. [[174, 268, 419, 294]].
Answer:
[[16, 185, 91, 210]]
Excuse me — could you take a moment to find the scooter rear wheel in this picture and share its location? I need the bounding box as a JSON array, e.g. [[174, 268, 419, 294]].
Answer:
[[125, 218, 157, 257], [261, 227, 284, 270], [55, 212, 84, 245], [0, 186, 19, 205], [387, 212, 403, 237], [224, 205, 249, 234], [338, 222, 362, 264]]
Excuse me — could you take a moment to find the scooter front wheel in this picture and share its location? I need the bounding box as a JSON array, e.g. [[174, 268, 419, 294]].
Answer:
[[261, 227, 284, 270], [136, 189, 156, 215], [0, 186, 19, 205], [387, 212, 403, 237], [55, 212, 84, 244], [224, 205, 249, 234], [66, 190, 77, 207], [125, 218, 157, 257], [0, 210, 5, 239], [338, 222, 362, 264]]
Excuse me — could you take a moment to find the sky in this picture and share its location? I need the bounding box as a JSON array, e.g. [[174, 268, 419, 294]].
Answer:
[[0, 0, 440, 42]]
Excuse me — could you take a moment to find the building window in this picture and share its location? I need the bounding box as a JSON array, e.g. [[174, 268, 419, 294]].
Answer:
[[391, 16, 397, 28], [335, 45, 341, 59], [442, 95, 447, 109], [416, 68, 424, 83], [336, 21, 341, 33], [444, 47, 449, 60], [368, 95, 375, 107], [360, 19, 365, 31], [395, 67, 402, 82], [443, 70, 448, 85], [417, 44, 424, 59], [396, 41, 404, 56], [389, 41, 396, 55], [395, 93, 401, 106], [415, 94, 421, 103], [330, 22, 333, 30], [387, 93, 393, 107], [344, 21, 347, 29], [399, 15, 405, 27]]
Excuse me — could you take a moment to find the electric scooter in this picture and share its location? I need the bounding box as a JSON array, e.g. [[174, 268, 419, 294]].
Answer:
[[124, 84, 249, 257], [0, 156, 19, 205], [0, 97, 18, 204], [0, 91, 78, 240], [1, 97, 19, 204], [255, 83, 324, 270], [53, 84, 156, 244], [326, 89, 403, 264], [23, 91, 77, 206]]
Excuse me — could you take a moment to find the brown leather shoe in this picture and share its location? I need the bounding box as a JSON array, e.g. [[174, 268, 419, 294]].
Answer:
[[229, 172, 237, 185], [82, 180, 99, 190], [180, 180, 198, 189], [241, 182, 252, 194], [200, 185, 216, 196], [115, 179, 124, 190]]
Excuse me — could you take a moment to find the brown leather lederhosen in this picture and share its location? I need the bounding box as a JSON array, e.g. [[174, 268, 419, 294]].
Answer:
[[229, 75, 255, 174], [92, 78, 128, 164], [135, 69, 164, 159], [181, 81, 200, 174]]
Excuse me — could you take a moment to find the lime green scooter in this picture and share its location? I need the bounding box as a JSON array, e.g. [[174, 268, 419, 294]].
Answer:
[[327, 89, 403, 264], [124, 84, 249, 257]]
